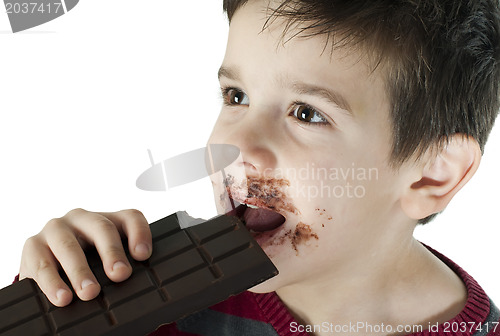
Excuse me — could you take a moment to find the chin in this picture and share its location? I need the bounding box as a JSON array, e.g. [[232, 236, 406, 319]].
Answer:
[[248, 275, 284, 294]]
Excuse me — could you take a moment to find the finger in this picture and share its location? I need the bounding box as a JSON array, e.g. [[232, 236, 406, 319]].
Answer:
[[19, 236, 73, 307], [65, 208, 132, 282], [44, 218, 101, 301], [98, 209, 152, 261]]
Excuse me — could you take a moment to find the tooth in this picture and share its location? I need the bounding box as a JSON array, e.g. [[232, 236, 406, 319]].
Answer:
[[247, 204, 260, 209]]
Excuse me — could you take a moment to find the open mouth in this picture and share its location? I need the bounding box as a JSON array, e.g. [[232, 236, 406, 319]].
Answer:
[[226, 198, 287, 233]]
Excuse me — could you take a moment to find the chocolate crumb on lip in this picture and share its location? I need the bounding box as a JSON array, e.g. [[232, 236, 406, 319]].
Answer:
[[222, 175, 299, 215]]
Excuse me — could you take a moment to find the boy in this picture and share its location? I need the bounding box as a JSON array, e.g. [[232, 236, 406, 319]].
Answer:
[[17, 0, 500, 335]]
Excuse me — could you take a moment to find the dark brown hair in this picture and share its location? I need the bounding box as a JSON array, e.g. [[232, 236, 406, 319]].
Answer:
[[223, 0, 500, 223]]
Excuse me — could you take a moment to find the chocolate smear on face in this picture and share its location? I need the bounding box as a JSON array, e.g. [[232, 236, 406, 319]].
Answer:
[[315, 208, 333, 221], [290, 222, 319, 254], [255, 222, 319, 256], [223, 174, 235, 187], [222, 176, 318, 255], [223, 175, 298, 215]]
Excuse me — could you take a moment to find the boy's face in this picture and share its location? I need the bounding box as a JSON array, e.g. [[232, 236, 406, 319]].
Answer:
[[208, 0, 413, 292]]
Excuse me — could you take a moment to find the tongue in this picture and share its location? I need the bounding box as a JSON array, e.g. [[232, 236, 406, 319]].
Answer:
[[243, 207, 286, 232]]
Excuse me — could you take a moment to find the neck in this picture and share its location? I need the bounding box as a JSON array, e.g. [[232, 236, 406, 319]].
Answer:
[[275, 233, 467, 336]]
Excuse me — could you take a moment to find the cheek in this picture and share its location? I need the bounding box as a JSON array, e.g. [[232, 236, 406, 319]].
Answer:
[[284, 160, 388, 232], [285, 162, 367, 211]]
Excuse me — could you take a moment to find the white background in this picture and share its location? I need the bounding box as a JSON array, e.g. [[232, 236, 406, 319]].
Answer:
[[0, 0, 498, 306]]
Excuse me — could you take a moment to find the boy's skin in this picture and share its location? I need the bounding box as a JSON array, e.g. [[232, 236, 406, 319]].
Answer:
[[19, 0, 484, 334]]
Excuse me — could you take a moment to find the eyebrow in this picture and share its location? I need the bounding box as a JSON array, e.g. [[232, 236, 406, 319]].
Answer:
[[218, 66, 239, 81], [218, 65, 352, 114], [291, 82, 352, 113]]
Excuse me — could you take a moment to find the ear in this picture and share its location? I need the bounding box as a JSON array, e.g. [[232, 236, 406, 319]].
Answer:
[[400, 135, 481, 221]]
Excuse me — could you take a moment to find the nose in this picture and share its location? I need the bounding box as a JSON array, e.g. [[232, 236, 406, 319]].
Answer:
[[212, 111, 278, 177], [239, 144, 277, 177]]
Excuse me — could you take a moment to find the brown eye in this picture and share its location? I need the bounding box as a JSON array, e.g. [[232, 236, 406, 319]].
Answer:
[[296, 105, 313, 122], [227, 89, 249, 105], [292, 104, 328, 124]]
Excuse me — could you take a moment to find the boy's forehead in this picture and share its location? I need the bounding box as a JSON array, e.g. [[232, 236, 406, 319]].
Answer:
[[225, 0, 385, 75], [224, 1, 389, 117]]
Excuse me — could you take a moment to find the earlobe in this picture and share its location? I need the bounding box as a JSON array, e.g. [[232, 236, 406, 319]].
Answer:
[[400, 135, 481, 221]]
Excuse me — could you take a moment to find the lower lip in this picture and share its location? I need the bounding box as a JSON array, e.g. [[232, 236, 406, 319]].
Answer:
[[226, 199, 289, 249], [250, 222, 288, 249]]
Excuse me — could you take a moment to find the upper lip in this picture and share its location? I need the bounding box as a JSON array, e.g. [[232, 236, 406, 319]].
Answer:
[[225, 185, 262, 207], [227, 192, 286, 218], [228, 193, 264, 209], [223, 177, 294, 217]]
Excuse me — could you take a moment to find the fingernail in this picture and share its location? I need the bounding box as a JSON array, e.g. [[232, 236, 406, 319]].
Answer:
[[134, 243, 150, 256], [56, 288, 69, 301], [112, 261, 128, 271], [81, 279, 95, 290]]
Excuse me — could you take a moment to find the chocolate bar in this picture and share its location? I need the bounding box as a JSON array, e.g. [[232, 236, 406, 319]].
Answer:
[[0, 213, 278, 336]]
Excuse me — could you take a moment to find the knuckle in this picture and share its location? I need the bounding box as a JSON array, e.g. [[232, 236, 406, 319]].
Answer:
[[44, 217, 66, 232], [93, 218, 117, 233], [21, 236, 44, 260], [58, 238, 81, 251], [122, 209, 145, 221], [23, 235, 40, 251], [20, 236, 45, 278], [66, 208, 86, 217], [33, 258, 54, 277]]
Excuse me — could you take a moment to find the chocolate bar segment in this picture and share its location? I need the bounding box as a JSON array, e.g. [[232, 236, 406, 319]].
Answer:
[[0, 213, 278, 336]]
